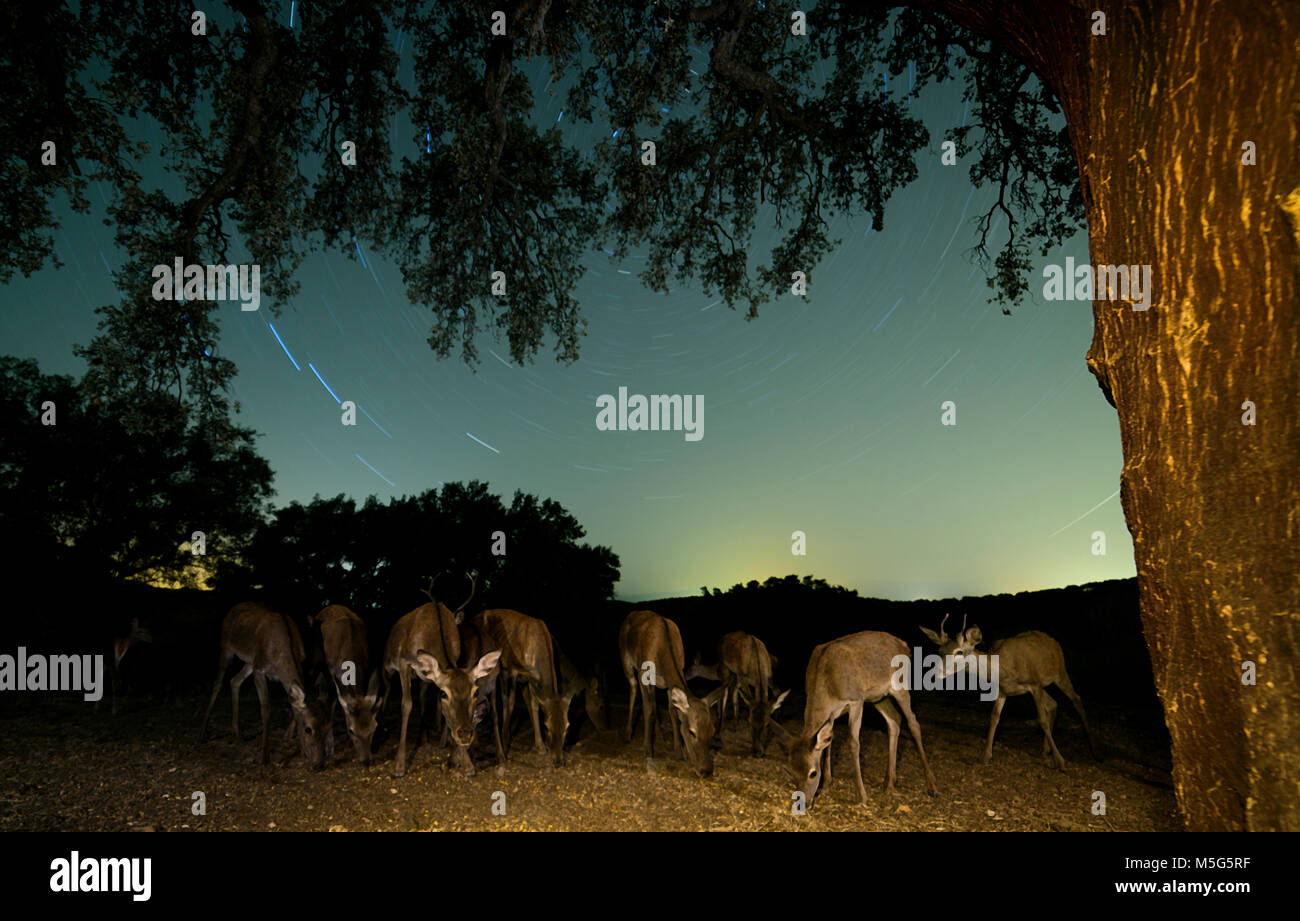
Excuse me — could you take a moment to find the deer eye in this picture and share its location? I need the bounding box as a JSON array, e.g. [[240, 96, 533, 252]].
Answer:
[[810, 770, 818, 779]]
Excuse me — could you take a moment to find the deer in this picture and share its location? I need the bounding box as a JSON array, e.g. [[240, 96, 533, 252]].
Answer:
[[782, 630, 939, 808], [919, 614, 1097, 770], [618, 610, 723, 776], [465, 609, 574, 766], [382, 573, 502, 777], [311, 605, 380, 765], [555, 641, 607, 733], [716, 631, 788, 757], [199, 602, 333, 769], [105, 617, 151, 716]]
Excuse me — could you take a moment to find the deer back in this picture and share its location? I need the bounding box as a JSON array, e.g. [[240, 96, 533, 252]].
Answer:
[[222, 602, 305, 686], [316, 605, 370, 688], [621, 610, 688, 690], [478, 609, 561, 697], [385, 602, 461, 670], [988, 630, 1066, 687], [803, 630, 909, 722]]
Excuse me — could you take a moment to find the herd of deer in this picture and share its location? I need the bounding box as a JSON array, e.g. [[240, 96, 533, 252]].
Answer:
[[192, 577, 1097, 809]]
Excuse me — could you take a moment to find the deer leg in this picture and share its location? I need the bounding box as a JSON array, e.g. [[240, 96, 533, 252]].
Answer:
[[668, 692, 684, 759], [894, 690, 939, 795], [498, 675, 511, 753], [641, 684, 656, 759], [1033, 688, 1066, 771], [229, 662, 253, 741], [527, 685, 546, 755], [199, 651, 234, 742], [1054, 672, 1099, 759], [822, 734, 833, 791], [489, 684, 506, 765], [416, 681, 428, 747], [1041, 696, 1057, 757], [872, 699, 901, 797], [838, 701, 865, 804], [623, 674, 638, 744], [983, 696, 1008, 764], [253, 672, 271, 765], [394, 669, 413, 778]]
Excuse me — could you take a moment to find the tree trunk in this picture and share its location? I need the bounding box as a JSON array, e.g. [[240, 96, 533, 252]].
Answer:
[[1079, 1, 1300, 831], [925, 0, 1300, 829]]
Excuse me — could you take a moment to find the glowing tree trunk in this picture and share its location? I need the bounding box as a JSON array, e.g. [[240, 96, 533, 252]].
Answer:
[[928, 0, 1300, 829]]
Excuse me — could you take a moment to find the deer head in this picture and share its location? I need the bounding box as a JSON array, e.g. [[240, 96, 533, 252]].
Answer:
[[788, 717, 835, 805], [413, 648, 501, 773], [750, 688, 790, 756], [920, 614, 983, 678], [288, 681, 333, 770], [670, 686, 723, 776], [335, 669, 381, 765]]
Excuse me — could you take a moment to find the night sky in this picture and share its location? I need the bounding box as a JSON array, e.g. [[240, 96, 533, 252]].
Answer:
[[0, 13, 1136, 601]]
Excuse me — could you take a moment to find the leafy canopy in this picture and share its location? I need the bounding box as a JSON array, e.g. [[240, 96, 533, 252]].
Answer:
[[3, 0, 1081, 426]]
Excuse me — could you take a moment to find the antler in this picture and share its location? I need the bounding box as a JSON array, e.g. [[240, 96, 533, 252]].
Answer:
[[938, 612, 950, 642], [420, 572, 442, 604], [959, 613, 968, 637], [454, 570, 476, 616]]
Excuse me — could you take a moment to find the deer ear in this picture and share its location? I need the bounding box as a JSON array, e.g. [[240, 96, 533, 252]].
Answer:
[[364, 669, 382, 704], [813, 718, 835, 752], [668, 686, 691, 714], [919, 626, 941, 645], [471, 649, 502, 681], [414, 650, 442, 683], [771, 689, 790, 714], [702, 687, 725, 710], [966, 627, 983, 644], [288, 681, 307, 709]]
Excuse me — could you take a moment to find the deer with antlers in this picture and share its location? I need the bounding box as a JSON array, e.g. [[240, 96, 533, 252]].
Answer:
[[920, 614, 1097, 770], [783, 630, 939, 808], [199, 602, 333, 768], [382, 573, 501, 777]]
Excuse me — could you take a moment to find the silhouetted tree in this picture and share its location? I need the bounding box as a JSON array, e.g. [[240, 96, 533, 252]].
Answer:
[[0, 356, 272, 587]]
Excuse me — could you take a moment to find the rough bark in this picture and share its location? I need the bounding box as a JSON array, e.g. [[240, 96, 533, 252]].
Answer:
[[928, 0, 1300, 830], [1081, 0, 1299, 831]]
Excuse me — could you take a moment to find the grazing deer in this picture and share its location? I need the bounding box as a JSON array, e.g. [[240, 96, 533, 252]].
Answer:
[[920, 614, 1097, 770], [556, 642, 607, 733], [383, 586, 501, 778], [466, 609, 573, 766], [784, 631, 938, 807], [199, 602, 333, 768], [311, 605, 380, 765], [716, 631, 788, 757], [618, 610, 723, 776]]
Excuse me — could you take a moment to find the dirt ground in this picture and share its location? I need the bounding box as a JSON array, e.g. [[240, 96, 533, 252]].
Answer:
[[0, 693, 1179, 832]]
